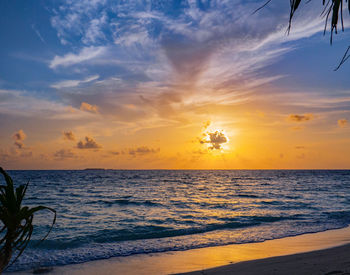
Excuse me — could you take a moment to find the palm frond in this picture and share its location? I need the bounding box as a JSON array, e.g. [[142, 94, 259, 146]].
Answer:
[[0, 167, 56, 271], [254, 0, 350, 69]]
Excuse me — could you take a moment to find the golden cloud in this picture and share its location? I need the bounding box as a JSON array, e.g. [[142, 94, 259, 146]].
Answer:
[[63, 131, 75, 141], [338, 119, 348, 128], [80, 102, 99, 113], [288, 114, 313, 122]]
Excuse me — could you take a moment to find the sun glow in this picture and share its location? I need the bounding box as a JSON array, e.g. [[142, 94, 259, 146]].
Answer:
[[200, 122, 231, 151]]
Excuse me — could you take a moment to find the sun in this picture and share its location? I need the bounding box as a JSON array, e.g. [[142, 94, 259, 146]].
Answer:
[[200, 122, 230, 151]]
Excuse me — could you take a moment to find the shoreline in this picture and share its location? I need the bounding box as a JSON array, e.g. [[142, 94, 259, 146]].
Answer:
[[181, 243, 350, 275], [12, 225, 350, 275]]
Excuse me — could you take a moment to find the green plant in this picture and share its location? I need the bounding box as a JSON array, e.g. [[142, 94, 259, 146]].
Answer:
[[255, 0, 350, 70], [0, 167, 56, 273]]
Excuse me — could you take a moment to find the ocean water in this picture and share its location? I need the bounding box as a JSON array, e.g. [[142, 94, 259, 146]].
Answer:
[[4, 170, 350, 272]]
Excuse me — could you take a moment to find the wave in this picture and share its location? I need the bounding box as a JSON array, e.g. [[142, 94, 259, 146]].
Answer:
[[11, 222, 348, 272], [86, 199, 162, 207], [33, 215, 304, 250]]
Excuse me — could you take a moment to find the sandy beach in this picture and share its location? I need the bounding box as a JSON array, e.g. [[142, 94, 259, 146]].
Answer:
[[182, 244, 350, 275], [13, 226, 350, 275]]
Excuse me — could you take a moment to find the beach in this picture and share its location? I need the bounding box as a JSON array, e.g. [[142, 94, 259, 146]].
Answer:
[[2, 0, 350, 274], [15, 225, 350, 275], [6, 170, 350, 274], [183, 244, 350, 275]]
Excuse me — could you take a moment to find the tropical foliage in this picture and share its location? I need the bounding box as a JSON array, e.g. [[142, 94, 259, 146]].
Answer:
[[0, 167, 56, 273], [256, 0, 350, 69]]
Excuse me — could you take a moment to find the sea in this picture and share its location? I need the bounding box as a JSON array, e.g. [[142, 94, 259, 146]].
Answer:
[[4, 170, 350, 272]]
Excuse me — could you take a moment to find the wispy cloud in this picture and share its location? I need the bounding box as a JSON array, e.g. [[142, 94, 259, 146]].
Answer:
[[0, 89, 91, 120], [50, 46, 105, 68], [129, 146, 160, 156], [54, 149, 77, 160], [51, 75, 99, 89], [46, 1, 330, 125], [31, 24, 46, 43]]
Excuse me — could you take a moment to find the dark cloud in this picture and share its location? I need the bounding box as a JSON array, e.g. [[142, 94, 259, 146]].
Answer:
[[54, 149, 77, 160], [14, 141, 24, 149], [13, 129, 26, 141], [129, 146, 160, 156], [200, 130, 228, 150], [63, 131, 75, 141], [338, 119, 348, 128], [288, 114, 313, 122], [77, 136, 101, 149], [12, 129, 26, 149]]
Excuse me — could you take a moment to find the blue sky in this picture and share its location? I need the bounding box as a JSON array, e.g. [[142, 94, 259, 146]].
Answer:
[[0, 0, 350, 169], [1, 1, 349, 96]]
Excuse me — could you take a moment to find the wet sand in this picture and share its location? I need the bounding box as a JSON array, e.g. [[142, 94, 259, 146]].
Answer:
[[181, 243, 350, 275]]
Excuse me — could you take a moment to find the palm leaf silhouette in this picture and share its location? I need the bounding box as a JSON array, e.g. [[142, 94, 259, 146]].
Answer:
[[0, 167, 56, 272], [254, 0, 350, 70]]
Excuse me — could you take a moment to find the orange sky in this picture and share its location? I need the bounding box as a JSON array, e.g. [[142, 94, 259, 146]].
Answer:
[[0, 1, 350, 169]]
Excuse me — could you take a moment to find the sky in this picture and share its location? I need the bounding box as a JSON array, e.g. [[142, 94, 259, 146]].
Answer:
[[0, 0, 350, 170]]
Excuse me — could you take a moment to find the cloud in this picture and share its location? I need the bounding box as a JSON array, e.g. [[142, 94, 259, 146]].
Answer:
[[54, 149, 77, 160], [12, 130, 26, 149], [338, 119, 348, 128], [128, 146, 160, 156], [0, 89, 90, 120], [203, 120, 211, 130], [288, 114, 314, 122], [200, 130, 228, 150], [13, 129, 26, 141], [51, 75, 99, 89], [49, 46, 105, 69], [77, 136, 101, 149], [50, 0, 108, 45], [82, 13, 107, 44], [31, 24, 46, 43], [63, 131, 75, 141], [20, 151, 33, 158], [43, 1, 334, 129], [14, 141, 24, 149], [80, 102, 99, 113]]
